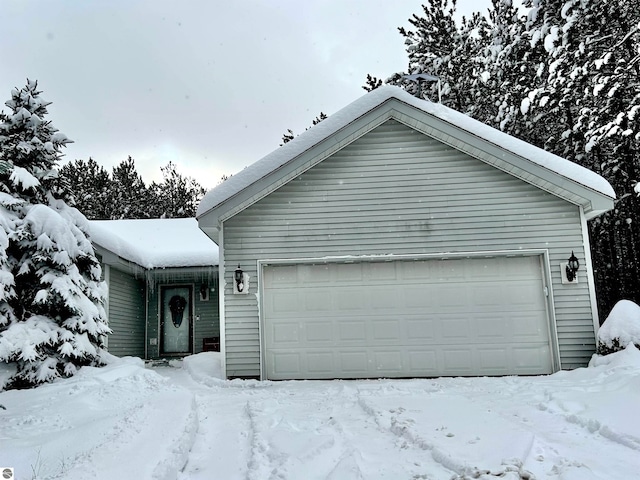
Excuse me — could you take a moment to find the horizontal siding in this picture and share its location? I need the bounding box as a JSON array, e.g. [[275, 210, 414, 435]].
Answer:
[[223, 295, 260, 377], [107, 269, 145, 358], [223, 119, 597, 376]]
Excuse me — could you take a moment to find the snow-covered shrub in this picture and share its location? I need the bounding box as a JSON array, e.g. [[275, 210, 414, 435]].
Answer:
[[0, 80, 110, 389], [596, 300, 640, 355]]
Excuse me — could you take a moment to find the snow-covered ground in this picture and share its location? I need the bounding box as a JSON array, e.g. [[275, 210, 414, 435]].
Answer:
[[1, 348, 639, 480]]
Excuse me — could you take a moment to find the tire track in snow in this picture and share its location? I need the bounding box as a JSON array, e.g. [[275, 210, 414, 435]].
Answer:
[[166, 371, 254, 480], [356, 394, 535, 479], [51, 382, 197, 480], [537, 390, 640, 452], [449, 377, 640, 479], [327, 384, 455, 479], [241, 382, 455, 480], [243, 385, 355, 480], [499, 375, 640, 453]]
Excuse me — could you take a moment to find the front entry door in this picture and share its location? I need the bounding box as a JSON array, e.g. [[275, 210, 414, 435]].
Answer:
[[160, 285, 193, 355]]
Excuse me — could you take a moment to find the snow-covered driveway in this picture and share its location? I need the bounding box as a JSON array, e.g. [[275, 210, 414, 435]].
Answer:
[[2, 348, 639, 479], [166, 353, 640, 480]]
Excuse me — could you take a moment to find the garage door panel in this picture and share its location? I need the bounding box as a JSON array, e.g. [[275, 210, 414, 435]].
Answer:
[[263, 256, 554, 379], [369, 261, 399, 281], [406, 318, 437, 340], [338, 321, 367, 342], [471, 285, 509, 307], [339, 351, 368, 373], [266, 264, 299, 285], [305, 322, 333, 342], [478, 348, 508, 371], [437, 285, 468, 309], [441, 317, 473, 341], [373, 350, 403, 372], [370, 286, 399, 309], [268, 291, 300, 313], [272, 352, 301, 376], [303, 289, 331, 311], [443, 349, 474, 373], [408, 350, 439, 373], [300, 264, 330, 283], [477, 315, 509, 338], [507, 283, 546, 307], [335, 288, 368, 310], [307, 352, 334, 374], [334, 263, 364, 282], [372, 319, 401, 341], [272, 322, 300, 343], [404, 288, 437, 308], [513, 346, 551, 372], [512, 313, 550, 340]]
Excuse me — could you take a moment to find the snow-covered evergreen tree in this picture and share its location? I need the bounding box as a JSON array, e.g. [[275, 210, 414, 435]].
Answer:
[[60, 158, 112, 220], [511, 0, 640, 317], [0, 80, 109, 389], [109, 156, 153, 219], [149, 161, 207, 218], [386, 0, 488, 113]]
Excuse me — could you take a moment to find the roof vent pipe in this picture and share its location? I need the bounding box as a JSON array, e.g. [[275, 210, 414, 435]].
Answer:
[[403, 73, 441, 103]]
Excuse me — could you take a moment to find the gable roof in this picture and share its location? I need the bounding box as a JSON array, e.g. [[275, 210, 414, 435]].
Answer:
[[89, 218, 219, 269], [197, 86, 615, 240]]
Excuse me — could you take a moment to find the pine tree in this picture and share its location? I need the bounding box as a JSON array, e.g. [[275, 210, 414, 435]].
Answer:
[[362, 74, 383, 92], [280, 129, 295, 146], [280, 112, 328, 145], [0, 80, 109, 389], [149, 161, 207, 218], [386, 0, 486, 112], [60, 158, 112, 219], [59, 157, 210, 220], [109, 156, 152, 219], [568, 0, 640, 315], [469, 0, 529, 127], [502, 0, 640, 317]]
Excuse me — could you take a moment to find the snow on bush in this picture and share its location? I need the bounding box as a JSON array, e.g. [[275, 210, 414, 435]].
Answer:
[[596, 299, 640, 355], [0, 80, 109, 390]]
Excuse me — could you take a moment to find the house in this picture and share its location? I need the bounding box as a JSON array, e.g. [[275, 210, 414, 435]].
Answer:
[[89, 218, 220, 359], [196, 86, 615, 381]]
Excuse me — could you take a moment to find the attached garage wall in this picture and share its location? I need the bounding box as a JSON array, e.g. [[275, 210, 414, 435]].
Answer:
[[222, 119, 595, 378], [107, 268, 146, 358]]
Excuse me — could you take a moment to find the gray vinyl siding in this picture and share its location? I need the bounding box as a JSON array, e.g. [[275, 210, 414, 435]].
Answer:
[[107, 268, 146, 358], [146, 270, 219, 359], [222, 119, 596, 377]]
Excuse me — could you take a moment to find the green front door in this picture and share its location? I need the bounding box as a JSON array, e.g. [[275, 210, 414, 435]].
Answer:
[[160, 285, 193, 355]]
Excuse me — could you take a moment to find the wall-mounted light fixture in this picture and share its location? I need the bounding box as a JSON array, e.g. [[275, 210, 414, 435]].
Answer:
[[233, 265, 248, 294], [565, 251, 580, 282], [561, 251, 580, 284], [199, 283, 209, 301]]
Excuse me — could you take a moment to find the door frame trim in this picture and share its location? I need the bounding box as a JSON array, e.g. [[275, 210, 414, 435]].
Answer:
[[257, 249, 559, 380]]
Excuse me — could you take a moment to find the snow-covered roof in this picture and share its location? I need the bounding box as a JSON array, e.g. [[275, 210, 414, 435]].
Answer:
[[197, 86, 615, 225], [89, 218, 218, 269]]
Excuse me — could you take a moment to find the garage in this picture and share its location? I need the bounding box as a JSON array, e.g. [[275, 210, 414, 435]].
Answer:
[[262, 255, 555, 380], [198, 87, 614, 378]]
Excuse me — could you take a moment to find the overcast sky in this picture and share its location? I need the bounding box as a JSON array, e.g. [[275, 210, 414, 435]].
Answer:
[[1, 0, 492, 189]]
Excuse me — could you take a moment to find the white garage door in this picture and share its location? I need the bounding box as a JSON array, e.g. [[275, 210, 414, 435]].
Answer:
[[262, 256, 554, 380]]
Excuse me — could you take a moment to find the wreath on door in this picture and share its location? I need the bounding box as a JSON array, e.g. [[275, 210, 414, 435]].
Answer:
[[169, 295, 187, 328]]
